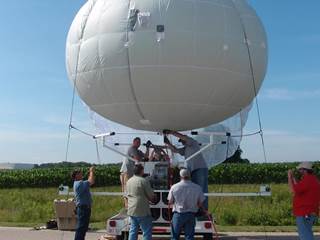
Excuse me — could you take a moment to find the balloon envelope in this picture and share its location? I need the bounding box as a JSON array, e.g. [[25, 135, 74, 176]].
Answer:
[[66, 0, 267, 132]]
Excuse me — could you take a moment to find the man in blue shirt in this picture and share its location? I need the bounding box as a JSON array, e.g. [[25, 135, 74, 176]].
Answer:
[[72, 167, 95, 240]]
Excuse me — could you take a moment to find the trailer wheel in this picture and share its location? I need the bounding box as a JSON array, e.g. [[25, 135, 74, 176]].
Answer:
[[203, 233, 213, 240]]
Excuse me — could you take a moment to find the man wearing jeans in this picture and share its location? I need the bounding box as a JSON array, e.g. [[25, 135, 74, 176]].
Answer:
[[288, 162, 320, 240], [168, 169, 205, 240], [72, 167, 95, 240], [164, 129, 208, 210], [126, 164, 155, 240]]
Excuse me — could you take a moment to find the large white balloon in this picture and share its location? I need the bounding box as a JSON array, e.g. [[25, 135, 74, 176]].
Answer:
[[66, 0, 267, 132]]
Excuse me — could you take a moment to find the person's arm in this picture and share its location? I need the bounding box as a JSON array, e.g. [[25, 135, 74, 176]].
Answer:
[[172, 131, 188, 142], [167, 189, 174, 205], [288, 170, 295, 193], [133, 156, 141, 161], [88, 167, 95, 186], [150, 150, 155, 161], [197, 189, 207, 214], [129, 148, 142, 162], [144, 140, 153, 160], [160, 149, 170, 161], [164, 129, 189, 142], [288, 170, 307, 195], [148, 193, 156, 203], [197, 199, 204, 209], [197, 193, 205, 208], [164, 135, 179, 153], [143, 179, 156, 202], [144, 146, 150, 161], [166, 142, 178, 153]]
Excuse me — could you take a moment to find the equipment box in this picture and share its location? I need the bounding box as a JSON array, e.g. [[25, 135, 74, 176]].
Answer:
[[54, 199, 77, 230]]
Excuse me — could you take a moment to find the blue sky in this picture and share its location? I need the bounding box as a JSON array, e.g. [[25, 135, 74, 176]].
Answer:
[[0, 0, 319, 164]]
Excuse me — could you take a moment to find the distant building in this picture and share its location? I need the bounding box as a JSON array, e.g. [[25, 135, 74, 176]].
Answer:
[[0, 163, 35, 170]]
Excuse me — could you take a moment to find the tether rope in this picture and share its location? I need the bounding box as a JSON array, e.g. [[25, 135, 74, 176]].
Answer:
[[231, 2, 269, 239], [95, 138, 102, 165], [230, 2, 268, 164], [65, 0, 97, 162], [63, 2, 98, 239], [65, 85, 77, 162]]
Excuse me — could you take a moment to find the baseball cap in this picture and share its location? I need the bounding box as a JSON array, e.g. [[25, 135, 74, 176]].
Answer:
[[296, 162, 313, 170]]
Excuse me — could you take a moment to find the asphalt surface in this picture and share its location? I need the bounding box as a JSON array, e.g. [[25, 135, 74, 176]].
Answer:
[[0, 227, 101, 240], [0, 227, 320, 240]]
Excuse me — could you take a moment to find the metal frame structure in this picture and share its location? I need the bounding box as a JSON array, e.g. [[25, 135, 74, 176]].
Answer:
[[64, 130, 272, 198], [59, 189, 271, 198], [61, 130, 271, 240], [97, 130, 223, 164]]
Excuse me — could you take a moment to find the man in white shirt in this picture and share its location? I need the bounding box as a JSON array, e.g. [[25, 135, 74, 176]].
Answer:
[[168, 169, 205, 240], [164, 130, 208, 210]]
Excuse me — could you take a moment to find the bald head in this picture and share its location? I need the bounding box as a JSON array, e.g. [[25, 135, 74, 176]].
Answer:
[[180, 169, 190, 180]]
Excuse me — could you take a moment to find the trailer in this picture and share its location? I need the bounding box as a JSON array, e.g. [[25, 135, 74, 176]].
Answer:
[[105, 161, 215, 240], [59, 132, 271, 240]]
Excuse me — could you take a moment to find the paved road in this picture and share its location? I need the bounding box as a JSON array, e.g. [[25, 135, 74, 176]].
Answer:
[[0, 227, 101, 240], [0, 227, 320, 240], [218, 232, 320, 240]]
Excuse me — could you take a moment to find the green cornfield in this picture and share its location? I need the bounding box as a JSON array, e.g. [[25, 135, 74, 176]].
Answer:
[[1, 162, 319, 188], [0, 184, 302, 227], [1, 162, 319, 228]]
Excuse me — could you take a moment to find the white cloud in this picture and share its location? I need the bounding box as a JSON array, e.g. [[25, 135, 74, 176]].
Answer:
[[263, 129, 292, 136], [265, 72, 320, 83], [260, 88, 320, 101], [42, 114, 69, 125], [0, 130, 62, 141], [261, 88, 295, 100], [0, 128, 108, 164], [241, 130, 320, 163], [0, 129, 89, 143]]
